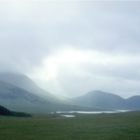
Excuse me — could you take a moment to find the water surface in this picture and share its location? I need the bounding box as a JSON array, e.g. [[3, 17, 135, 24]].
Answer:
[[56, 110, 129, 114]]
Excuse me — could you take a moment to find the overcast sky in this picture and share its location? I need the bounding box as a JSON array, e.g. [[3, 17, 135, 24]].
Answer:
[[0, 0, 140, 98]]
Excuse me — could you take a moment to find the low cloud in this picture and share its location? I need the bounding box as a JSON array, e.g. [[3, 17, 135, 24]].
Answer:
[[0, 0, 140, 97]]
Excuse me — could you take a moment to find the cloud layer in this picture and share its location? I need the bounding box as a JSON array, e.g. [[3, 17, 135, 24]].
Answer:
[[0, 0, 140, 97]]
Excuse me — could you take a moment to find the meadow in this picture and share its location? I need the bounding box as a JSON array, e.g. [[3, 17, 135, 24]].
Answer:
[[0, 112, 140, 140]]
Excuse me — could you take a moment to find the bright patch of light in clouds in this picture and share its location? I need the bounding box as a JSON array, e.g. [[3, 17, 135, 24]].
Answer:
[[32, 47, 94, 81], [36, 47, 137, 80], [30, 46, 140, 97], [0, 0, 140, 97]]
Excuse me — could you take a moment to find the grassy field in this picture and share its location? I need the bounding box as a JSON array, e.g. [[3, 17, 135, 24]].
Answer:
[[0, 112, 140, 140]]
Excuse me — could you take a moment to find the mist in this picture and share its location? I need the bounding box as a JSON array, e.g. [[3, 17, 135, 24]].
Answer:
[[0, 0, 140, 97]]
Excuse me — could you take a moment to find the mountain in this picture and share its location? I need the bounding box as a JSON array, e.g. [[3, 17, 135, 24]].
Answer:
[[126, 96, 140, 110], [0, 72, 99, 113], [0, 81, 54, 113], [73, 90, 125, 110], [4, 72, 140, 112], [73, 90, 140, 110], [0, 81, 96, 113], [0, 72, 59, 102]]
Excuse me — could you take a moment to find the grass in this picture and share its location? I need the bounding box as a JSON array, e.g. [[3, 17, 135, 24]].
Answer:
[[0, 112, 140, 140]]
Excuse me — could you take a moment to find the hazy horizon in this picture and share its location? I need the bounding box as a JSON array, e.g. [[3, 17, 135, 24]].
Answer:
[[0, 0, 140, 98]]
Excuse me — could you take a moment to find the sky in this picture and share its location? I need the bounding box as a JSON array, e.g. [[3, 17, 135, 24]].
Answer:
[[0, 0, 140, 98]]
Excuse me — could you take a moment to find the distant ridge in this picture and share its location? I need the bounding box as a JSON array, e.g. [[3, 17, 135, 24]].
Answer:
[[73, 90, 140, 110], [1, 72, 140, 112], [0, 72, 58, 102]]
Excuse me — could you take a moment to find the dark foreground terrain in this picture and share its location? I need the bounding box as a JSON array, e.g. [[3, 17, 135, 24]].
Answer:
[[0, 112, 140, 140]]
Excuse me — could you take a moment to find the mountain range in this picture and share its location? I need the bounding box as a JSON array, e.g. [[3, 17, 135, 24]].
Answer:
[[72, 90, 140, 110], [0, 72, 98, 113], [0, 72, 140, 113]]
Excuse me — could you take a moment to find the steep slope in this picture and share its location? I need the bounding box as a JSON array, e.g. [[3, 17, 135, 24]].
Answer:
[[0, 104, 31, 117], [0, 104, 13, 116], [0, 72, 58, 102], [0, 81, 54, 113], [126, 96, 140, 110], [0, 80, 99, 113], [73, 90, 125, 110]]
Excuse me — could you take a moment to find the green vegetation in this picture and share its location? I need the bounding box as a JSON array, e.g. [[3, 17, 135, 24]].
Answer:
[[0, 112, 140, 140], [0, 105, 31, 117]]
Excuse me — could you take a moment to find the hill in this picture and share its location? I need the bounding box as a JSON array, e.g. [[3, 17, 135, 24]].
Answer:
[[126, 96, 140, 110], [0, 72, 59, 102], [73, 90, 125, 109], [73, 90, 140, 110], [0, 81, 55, 113], [0, 104, 31, 117]]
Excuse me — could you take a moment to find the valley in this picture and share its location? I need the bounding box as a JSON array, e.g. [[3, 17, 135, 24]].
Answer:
[[0, 112, 140, 140]]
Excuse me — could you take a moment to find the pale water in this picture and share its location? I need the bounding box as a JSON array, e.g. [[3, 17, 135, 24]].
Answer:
[[52, 110, 129, 118]]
